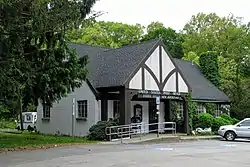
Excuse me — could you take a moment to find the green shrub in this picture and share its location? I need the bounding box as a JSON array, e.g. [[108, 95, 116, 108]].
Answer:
[[0, 119, 16, 129], [220, 114, 239, 124], [231, 118, 239, 124], [192, 112, 240, 132], [220, 113, 231, 120], [212, 117, 231, 132], [193, 113, 214, 129], [88, 120, 118, 141], [0, 106, 11, 119]]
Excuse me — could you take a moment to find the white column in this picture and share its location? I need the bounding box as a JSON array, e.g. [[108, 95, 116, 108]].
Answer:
[[158, 102, 165, 133]]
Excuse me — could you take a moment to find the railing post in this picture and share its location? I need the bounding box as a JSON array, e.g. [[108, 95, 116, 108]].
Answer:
[[157, 123, 159, 137], [109, 127, 112, 141], [140, 123, 142, 140], [129, 124, 131, 139]]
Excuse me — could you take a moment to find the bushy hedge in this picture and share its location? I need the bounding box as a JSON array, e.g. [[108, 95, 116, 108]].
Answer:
[[193, 113, 239, 132], [88, 120, 118, 141]]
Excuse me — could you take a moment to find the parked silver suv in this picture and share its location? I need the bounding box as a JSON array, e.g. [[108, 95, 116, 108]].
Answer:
[[218, 118, 250, 141]]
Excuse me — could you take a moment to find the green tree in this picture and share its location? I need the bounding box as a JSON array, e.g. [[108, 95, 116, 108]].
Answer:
[[142, 22, 184, 59], [67, 21, 144, 48], [199, 51, 220, 87], [182, 12, 250, 119], [1, 0, 97, 127], [146, 21, 165, 32], [182, 51, 199, 65]]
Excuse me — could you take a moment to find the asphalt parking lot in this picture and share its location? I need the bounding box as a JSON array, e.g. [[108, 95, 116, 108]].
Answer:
[[1, 139, 250, 167]]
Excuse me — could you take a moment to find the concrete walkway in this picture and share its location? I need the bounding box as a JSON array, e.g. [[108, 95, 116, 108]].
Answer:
[[100, 133, 222, 144]]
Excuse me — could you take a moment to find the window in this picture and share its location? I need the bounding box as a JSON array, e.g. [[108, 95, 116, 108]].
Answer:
[[197, 103, 205, 114], [26, 114, 32, 122], [77, 100, 88, 118], [177, 101, 184, 118], [239, 120, 250, 126], [43, 104, 50, 118], [113, 101, 120, 119], [215, 104, 222, 117]]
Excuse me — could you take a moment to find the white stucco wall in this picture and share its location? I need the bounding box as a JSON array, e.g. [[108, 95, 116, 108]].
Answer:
[[130, 101, 149, 133], [128, 45, 189, 93], [37, 81, 100, 137], [129, 68, 142, 90]]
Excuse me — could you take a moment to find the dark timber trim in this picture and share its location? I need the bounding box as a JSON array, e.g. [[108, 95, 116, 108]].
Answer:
[[101, 92, 108, 121], [176, 72, 179, 92], [143, 64, 161, 90], [159, 45, 163, 83], [142, 67, 145, 90], [119, 87, 131, 125], [161, 69, 176, 90], [181, 95, 190, 134], [124, 39, 161, 88], [86, 79, 100, 99], [123, 38, 192, 93], [159, 41, 192, 92]]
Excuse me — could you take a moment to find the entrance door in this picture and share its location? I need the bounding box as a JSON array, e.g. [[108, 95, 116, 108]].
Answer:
[[148, 100, 158, 132]]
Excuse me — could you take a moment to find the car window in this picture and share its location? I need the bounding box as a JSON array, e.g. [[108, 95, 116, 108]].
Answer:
[[240, 120, 250, 126]]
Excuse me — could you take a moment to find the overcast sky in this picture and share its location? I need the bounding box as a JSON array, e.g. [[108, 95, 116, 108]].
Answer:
[[92, 0, 249, 31]]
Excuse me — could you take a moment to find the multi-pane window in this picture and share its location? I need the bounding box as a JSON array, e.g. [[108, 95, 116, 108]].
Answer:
[[197, 103, 205, 114], [177, 101, 184, 118], [77, 100, 88, 118], [113, 100, 120, 119], [43, 104, 50, 118], [215, 104, 222, 117]]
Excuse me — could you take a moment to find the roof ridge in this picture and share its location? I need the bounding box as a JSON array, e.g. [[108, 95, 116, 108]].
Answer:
[[103, 38, 161, 53], [69, 41, 112, 50], [120, 38, 161, 48]]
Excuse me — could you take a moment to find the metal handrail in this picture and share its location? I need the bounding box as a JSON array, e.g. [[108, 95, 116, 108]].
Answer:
[[105, 121, 176, 143]]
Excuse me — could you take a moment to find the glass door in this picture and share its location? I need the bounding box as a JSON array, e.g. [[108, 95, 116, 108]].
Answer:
[[148, 100, 158, 132]]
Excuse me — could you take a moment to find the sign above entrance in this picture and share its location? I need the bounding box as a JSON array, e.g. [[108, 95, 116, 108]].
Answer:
[[137, 94, 182, 100], [137, 90, 181, 96], [136, 90, 183, 100]]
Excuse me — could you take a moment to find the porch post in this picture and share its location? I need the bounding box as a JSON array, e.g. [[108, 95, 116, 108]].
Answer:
[[101, 92, 108, 121], [183, 97, 190, 134], [119, 88, 131, 125]]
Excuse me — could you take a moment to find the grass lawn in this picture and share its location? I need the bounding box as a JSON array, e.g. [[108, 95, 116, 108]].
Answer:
[[0, 131, 96, 150]]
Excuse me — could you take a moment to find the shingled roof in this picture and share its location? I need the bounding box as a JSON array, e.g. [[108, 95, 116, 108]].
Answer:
[[173, 59, 230, 102], [69, 39, 230, 103], [70, 39, 160, 88]]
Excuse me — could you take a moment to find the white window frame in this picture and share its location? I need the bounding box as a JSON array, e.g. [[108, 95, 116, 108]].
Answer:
[[177, 101, 184, 119], [197, 103, 205, 114], [215, 104, 222, 117], [43, 104, 50, 118], [77, 100, 88, 118]]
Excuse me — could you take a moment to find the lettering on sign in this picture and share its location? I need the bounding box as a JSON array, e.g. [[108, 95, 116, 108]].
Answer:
[[137, 94, 182, 100], [137, 90, 181, 96]]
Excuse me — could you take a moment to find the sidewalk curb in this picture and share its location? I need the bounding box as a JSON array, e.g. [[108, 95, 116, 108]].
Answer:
[[179, 136, 222, 141], [99, 135, 222, 145]]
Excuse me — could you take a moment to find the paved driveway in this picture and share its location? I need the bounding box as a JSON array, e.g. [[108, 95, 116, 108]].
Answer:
[[1, 139, 250, 167]]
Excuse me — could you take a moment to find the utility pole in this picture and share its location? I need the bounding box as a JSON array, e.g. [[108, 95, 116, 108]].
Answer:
[[18, 92, 24, 131], [72, 98, 75, 137], [156, 96, 160, 137]]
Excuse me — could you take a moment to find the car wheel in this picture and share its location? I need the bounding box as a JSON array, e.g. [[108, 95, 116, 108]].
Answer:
[[224, 131, 236, 141]]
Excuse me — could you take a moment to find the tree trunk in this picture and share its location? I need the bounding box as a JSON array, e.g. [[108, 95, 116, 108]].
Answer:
[[19, 96, 24, 131]]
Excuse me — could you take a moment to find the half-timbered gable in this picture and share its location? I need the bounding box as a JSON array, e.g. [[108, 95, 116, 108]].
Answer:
[[127, 42, 190, 93]]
